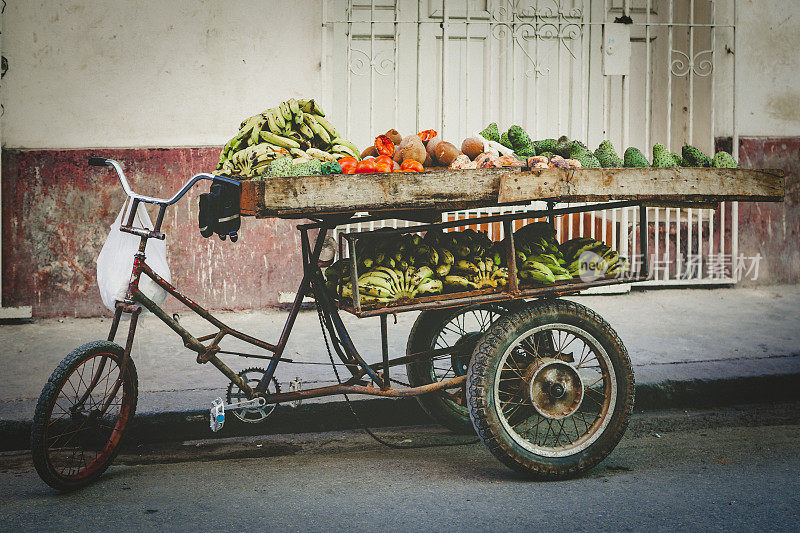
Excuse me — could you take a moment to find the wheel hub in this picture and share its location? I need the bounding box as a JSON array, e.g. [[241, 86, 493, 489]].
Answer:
[[523, 358, 583, 419]]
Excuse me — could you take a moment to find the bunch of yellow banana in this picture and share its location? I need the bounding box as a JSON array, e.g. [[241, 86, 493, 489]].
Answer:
[[339, 266, 443, 304], [219, 143, 290, 177], [217, 98, 361, 178], [445, 258, 509, 290]]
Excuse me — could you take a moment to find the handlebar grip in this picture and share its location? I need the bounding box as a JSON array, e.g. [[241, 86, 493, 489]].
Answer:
[[88, 157, 109, 167]]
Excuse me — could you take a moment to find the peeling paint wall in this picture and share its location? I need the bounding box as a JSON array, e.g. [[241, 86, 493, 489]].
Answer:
[[2, 148, 303, 316], [737, 137, 800, 284]]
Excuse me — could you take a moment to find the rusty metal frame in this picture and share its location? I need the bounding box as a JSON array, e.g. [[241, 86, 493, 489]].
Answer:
[[105, 197, 649, 407]]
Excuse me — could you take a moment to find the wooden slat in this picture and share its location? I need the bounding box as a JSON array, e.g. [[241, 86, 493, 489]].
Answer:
[[498, 168, 785, 204], [240, 167, 785, 218], [242, 168, 516, 218]]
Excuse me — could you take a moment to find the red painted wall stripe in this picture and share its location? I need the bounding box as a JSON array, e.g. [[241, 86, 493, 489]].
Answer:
[[2, 148, 303, 317]]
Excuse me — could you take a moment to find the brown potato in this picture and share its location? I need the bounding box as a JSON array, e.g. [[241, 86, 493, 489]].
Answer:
[[461, 137, 485, 160], [385, 128, 402, 145], [426, 136, 442, 158], [434, 141, 461, 166], [361, 145, 378, 159], [423, 151, 434, 167], [398, 135, 426, 165]]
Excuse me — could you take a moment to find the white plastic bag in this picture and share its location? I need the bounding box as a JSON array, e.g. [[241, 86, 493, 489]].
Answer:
[[96, 199, 171, 311]]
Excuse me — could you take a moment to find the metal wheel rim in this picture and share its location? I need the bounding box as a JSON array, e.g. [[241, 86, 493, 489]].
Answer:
[[44, 354, 131, 480], [429, 306, 508, 406], [492, 323, 616, 458]]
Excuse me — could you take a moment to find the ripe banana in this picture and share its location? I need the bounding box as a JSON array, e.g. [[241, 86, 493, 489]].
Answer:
[[409, 266, 434, 287], [297, 123, 315, 141], [306, 148, 337, 162], [454, 260, 479, 274], [331, 144, 358, 159], [299, 98, 325, 116], [435, 263, 452, 277], [259, 131, 301, 150], [413, 278, 443, 297], [314, 115, 340, 139], [444, 275, 477, 291], [279, 101, 293, 122], [303, 114, 331, 146], [288, 98, 302, 125], [331, 137, 359, 156]]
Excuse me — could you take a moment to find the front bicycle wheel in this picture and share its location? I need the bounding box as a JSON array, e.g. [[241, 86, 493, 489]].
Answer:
[[31, 341, 138, 491]]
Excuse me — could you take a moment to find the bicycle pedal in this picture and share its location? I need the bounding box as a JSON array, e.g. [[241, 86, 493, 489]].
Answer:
[[209, 396, 267, 432], [289, 377, 303, 408]]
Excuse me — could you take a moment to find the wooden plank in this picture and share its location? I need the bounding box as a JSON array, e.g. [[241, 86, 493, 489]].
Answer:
[[240, 167, 785, 218], [498, 168, 785, 204], [244, 168, 517, 217]]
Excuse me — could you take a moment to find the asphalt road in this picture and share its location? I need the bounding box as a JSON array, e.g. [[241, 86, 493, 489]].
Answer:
[[1, 403, 799, 532]]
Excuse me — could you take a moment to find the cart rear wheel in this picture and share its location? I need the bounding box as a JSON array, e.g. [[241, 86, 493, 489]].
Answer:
[[31, 341, 138, 491], [467, 299, 634, 479], [406, 302, 524, 433]]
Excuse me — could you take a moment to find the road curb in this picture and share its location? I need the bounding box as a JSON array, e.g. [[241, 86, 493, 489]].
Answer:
[[3, 373, 799, 452]]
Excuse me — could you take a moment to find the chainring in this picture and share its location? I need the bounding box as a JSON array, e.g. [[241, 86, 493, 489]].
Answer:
[[225, 367, 280, 423]]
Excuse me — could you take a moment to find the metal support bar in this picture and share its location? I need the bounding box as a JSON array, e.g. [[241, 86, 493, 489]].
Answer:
[[380, 314, 390, 390], [264, 375, 468, 404], [503, 219, 519, 293], [346, 236, 361, 312], [337, 200, 647, 238], [639, 204, 649, 278]]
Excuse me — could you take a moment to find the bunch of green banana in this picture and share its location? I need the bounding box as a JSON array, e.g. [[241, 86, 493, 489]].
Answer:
[[217, 97, 361, 178], [513, 221, 566, 266], [559, 237, 627, 278], [518, 261, 557, 285], [517, 255, 572, 286]]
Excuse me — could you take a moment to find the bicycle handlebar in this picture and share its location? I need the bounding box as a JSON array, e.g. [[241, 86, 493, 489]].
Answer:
[[88, 157, 240, 206]]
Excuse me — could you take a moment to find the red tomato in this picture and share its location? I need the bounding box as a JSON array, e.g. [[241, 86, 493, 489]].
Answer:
[[374, 155, 394, 173], [338, 157, 357, 174], [355, 159, 378, 173], [400, 159, 424, 172]]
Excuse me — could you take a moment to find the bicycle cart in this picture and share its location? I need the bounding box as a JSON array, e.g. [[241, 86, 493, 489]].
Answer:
[[30, 158, 784, 490]]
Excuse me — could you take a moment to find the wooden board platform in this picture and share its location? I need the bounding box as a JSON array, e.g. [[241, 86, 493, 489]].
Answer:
[[240, 167, 785, 218]]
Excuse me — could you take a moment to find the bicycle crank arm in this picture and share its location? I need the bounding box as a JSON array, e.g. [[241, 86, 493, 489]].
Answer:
[[209, 396, 267, 432]]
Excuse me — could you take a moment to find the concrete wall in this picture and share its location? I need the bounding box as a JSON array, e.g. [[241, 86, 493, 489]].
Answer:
[[733, 0, 800, 137], [1, 0, 322, 148]]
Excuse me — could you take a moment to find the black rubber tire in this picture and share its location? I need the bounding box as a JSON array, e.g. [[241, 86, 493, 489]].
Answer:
[[466, 299, 634, 479], [406, 301, 525, 434], [31, 341, 138, 492]]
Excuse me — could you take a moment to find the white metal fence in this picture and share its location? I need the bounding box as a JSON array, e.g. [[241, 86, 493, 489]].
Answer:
[[324, 0, 739, 285]]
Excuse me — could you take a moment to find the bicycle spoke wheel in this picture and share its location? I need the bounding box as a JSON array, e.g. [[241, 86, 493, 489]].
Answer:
[[467, 299, 634, 479], [406, 302, 523, 433], [31, 341, 138, 491]]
